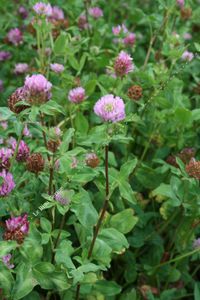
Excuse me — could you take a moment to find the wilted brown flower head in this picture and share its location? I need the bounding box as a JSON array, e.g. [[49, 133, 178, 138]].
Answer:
[[8, 87, 29, 114], [186, 159, 200, 179], [26, 153, 45, 174], [47, 139, 61, 153], [85, 153, 100, 168], [181, 7, 192, 20], [127, 85, 142, 100], [166, 155, 179, 168], [178, 147, 196, 164]]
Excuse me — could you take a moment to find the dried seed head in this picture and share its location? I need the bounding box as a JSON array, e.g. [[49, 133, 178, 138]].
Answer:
[[8, 87, 29, 114], [178, 147, 196, 164], [127, 85, 142, 100], [85, 153, 100, 168], [166, 155, 179, 168], [186, 159, 200, 179], [4, 228, 25, 244], [3, 214, 29, 244], [26, 153, 45, 174], [47, 139, 61, 153], [181, 7, 192, 20]]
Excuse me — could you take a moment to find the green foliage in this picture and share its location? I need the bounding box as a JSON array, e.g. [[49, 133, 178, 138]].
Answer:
[[0, 0, 200, 299]]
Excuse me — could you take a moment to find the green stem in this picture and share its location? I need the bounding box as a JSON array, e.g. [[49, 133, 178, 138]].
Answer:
[[69, 104, 75, 148], [51, 213, 67, 263], [154, 247, 200, 269], [75, 144, 110, 300], [143, 8, 170, 68]]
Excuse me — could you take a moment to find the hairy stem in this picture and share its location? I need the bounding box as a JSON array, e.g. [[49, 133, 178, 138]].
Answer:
[[88, 145, 109, 258], [154, 247, 200, 269], [75, 145, 110, 300], [51, 213, 67, 263], [40, 112, 50, 162], [143, 9, 170, 68], [48, 155, 54, 195]]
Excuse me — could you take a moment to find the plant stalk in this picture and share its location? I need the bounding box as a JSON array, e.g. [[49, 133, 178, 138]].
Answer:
[[75, 144, 110, 300]]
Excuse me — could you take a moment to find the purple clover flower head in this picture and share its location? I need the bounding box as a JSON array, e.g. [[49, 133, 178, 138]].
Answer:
[[68, 87, 85, 104], [54, 189, 70, 205], [114, 51, 134, 77], [0, 170, 15, 197], [15, 141, 30, 162], [0, 148, 13, 170], [181, 50, 194, 62], [25, 74, 52, 93], [124, 33, 136, 46], [14, 63, 29, 75], [1, 121, 7, 129], [88, 7, 103, 19], [193, 238, 200, 249], [183, 33, 192, 40], [51, 6, 64, 20], [24, 74, 52, 104], [177, 0, 184, 8], [112, 25, 122, 35], [94, 94, 126, 123], [7, 28, 23, 46], [6, 214, 29, 234], [54, 127, 61, 136], [122, 24, 128, 33], [7, 137, 17, 149], [33, 2, 52, 16], [0, 51, 11, 62], [0, 80, 3, 92], [23, 124, 31, 137], [18, 6, 29, 19], [50, 63, 64, 73], [78, 15, 89, 30], [2, 254, 14, 269]]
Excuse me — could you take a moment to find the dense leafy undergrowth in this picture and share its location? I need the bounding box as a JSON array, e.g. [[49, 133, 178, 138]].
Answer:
[[0, 0, 200, 299]]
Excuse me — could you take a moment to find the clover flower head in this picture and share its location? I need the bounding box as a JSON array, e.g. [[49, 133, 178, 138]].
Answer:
[[7, 28, 23, 46], [0, 147, 13, 170], [0, 170, 15, 197], [50, 63, 64, 73], [193, 238, 200, 249], [14, 63, 29, 74], [89, 7, 103, 19], [112, 25, 122, 35], [18, 6, 28, 19], [177, 0, 184, 8], [2, 254, 14, 269], [114, 51, 134, 77], [181, 50, 194, 62], [24, 74, 52, 104], [51, 6, 64, 20], [68, 87, 85, 104], [124, 33, 136, 46], [94, 94, 125, 122], [0, 51, 11, 62], [33, 2, 52, 16]]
